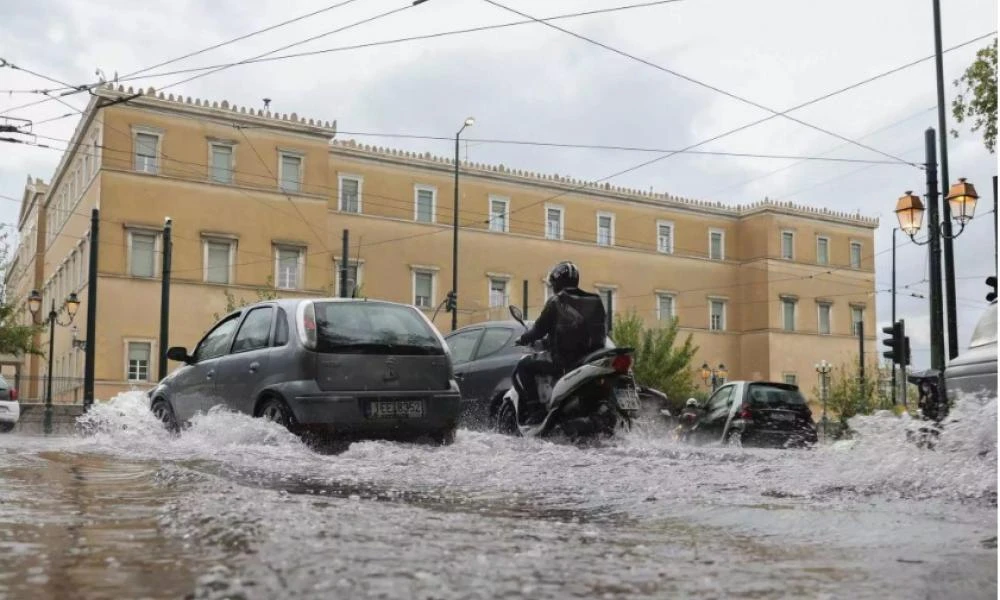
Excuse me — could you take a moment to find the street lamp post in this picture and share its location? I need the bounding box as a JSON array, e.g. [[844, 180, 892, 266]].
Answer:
[[28, 289, 80, 434], [451, 116, 474, 332], [700, 362, 727, 391], [894, 128, 979, 377], [815, 360, 831, 440]]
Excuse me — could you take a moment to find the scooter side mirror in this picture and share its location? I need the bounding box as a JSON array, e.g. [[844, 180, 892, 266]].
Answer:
[[508, 305, 526, 329]]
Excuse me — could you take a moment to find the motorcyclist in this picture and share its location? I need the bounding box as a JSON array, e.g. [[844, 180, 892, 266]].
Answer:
[[678, 398, 704, 428], [513, 261, 607, 422]]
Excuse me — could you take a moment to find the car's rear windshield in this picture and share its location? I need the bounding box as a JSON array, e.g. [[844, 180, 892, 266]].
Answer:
[[312, 301, 444, 354], [747, 384, 807, 407]]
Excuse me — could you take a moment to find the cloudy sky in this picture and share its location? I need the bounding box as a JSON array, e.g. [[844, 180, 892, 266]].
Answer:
[[1, 0, 996, 368]]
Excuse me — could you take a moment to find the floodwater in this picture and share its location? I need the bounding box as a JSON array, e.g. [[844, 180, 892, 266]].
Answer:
[[0, 393, 995, 599]]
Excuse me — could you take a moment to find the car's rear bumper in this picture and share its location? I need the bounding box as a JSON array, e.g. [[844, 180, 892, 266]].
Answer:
[[744, 426, 817, 447], [0, 401, 20, 424], [287, 390, 462, 435]]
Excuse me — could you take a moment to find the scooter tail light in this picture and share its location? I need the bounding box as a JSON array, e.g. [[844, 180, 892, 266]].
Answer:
[[611, 354, 632, 373]]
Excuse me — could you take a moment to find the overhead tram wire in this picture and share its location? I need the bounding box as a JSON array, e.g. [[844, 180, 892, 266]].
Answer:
[[482, 0, 921, 167], [493, 32, 994, 223], [0, 0, 363, 116], [0, 0, 690, 122]]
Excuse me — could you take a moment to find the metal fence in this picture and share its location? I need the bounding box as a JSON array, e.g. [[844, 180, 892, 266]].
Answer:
[[4, 376, 86, 403]]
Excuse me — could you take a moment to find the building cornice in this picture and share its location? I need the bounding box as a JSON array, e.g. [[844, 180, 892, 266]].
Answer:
[[329, 140, 880, 229], [95, 84, 337, 139]]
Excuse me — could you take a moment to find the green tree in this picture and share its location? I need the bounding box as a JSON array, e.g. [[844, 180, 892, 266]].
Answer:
[[212, 277, 280, 321], [811, 362, 893, 425], [611, 309, 699, 411], [0, 230, 43, 356], [951, 38, 997, 153]]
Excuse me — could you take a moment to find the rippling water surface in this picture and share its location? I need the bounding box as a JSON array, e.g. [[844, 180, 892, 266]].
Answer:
[[0, 392, 995, 599]]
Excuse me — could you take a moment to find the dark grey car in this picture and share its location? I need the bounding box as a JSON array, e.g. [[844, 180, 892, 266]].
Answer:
[[444, 320, 533, 428], [149, 298, 462, 444]]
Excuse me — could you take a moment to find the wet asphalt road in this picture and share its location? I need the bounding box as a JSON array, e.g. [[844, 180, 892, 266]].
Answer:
[[0, 393, 995, 600]]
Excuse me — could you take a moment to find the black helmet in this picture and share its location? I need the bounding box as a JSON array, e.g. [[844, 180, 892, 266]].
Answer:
[[547, 261, 579, 294]]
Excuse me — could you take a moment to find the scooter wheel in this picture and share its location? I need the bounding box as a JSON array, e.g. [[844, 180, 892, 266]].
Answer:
[[495, 401, 520, 436]]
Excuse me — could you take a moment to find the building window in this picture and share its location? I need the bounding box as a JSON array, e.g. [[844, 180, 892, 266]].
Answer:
[[709, 299, 726, 331], [128, 231, 157, 278], [545, 205, 564, 240], [210, 144, 234, 184], [335, 260, 361, 297], [783, 373, 798, 386], [850, 241, 862, 269], [817, 236, 830, 265], [657, 293, 675, 322], [274, 246, 303, 290], [414, 186, 436, 223], [133, 131, 160, 174], [489, 196, 510, 233], [127, 341, 151, 382], [818, 303, 832, 335], [781, 231, 794, 260], [204, 239, 234, 284], [596, 287, 617, 314], [339, 175, 362, 213], [851, 306, 864, 336], [413, 271, 434, 308], [596, 212, 615, 246], [489, 278, 508, 308], [709, 229, 725, 260], [278, 152, 302, 193], [657, 221, 674, 254], [782, 298, 796, 332]]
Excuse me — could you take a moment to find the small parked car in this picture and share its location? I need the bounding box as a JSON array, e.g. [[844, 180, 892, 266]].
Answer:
[[0, 375, 19, 433], [149, 298, 462, 444], [945, 298, 997, 403], [686, 380, 817, 448]]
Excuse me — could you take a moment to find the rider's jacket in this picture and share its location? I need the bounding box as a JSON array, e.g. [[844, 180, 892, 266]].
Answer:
[[518, 287, 607, 369]]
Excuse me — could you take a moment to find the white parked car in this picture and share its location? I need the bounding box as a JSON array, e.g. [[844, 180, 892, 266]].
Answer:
[[0, 375, 20, 433]]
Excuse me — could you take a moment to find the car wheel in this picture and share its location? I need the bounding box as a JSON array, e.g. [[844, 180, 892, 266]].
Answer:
[[431, 427, 457, 446], [258, 396, 295, 430], [0, 422, 14, 433], [150, 398, 179, 433], [495, 400, 520, 436]]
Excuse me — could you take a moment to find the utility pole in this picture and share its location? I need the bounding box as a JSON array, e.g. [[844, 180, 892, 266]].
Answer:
[[993, 175, 997, 278], [522, 280, 529, 320], [857, 319, 865, 392], [931, 0, 959, 360], [83, 208, 99, 412], [605, 290, 614, 334], [158, 218, 172, 381], [340, 229, 349, 298], [924, 128, 946, 375], [891, 228, 897, 405]]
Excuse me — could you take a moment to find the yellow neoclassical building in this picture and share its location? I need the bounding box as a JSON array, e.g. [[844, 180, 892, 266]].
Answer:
[[4, 84, 878, 404]]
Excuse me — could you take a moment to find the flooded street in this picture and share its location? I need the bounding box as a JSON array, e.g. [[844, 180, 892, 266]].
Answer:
[[0, 393, 995, 599]]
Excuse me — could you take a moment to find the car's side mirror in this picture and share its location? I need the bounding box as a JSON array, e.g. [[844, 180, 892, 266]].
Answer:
[[508, 305, 526, 328], [166, 346, 192, 364]]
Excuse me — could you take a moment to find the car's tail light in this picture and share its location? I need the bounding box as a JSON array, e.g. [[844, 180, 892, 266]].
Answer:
[[738, 403, 752, 420], [9, 388, 17, 402], [298, 301, 318, 350], [611, 354, 632, 373]]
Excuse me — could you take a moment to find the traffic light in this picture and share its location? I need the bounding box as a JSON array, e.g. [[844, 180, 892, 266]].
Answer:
[[987, 276, 997, 303], [445, 291, 457, 313], [902, 335, 911, 367], [882, 319, 905, 365]]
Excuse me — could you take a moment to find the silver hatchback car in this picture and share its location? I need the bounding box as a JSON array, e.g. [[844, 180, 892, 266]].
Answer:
[[149, 298, 462, 444]]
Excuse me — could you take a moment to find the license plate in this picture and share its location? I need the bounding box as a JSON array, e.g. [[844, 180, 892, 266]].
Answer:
[[771, 412, 795, 421], [368, 399, 425, 419], [614, 385, 641, 411]]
